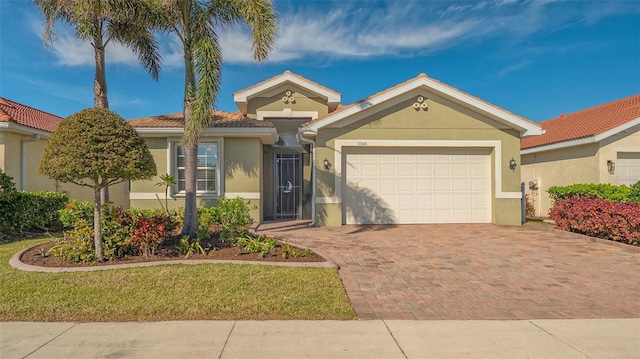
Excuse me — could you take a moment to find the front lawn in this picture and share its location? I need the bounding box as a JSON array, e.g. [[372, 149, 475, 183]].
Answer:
[[0, 238, 356, 321]]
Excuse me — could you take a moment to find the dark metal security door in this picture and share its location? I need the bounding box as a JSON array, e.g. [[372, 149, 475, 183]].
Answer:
[[274, 153, 302, 219]]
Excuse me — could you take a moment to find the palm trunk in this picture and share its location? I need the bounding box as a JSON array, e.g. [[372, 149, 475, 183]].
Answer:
[[180, 38, 199, 238], [94, 187, 104, 262], [93, 26, 110, 204], [182, 141, 198, 237]]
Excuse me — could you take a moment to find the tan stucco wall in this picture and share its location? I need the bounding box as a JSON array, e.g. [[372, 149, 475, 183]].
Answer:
[[130, 137, 169, 194], [597, 124, 640, 184], [314, 94, 523, 226], [521, 143, 600, 216], [247, 88, 329, 119], [130, 137, 262, 223], [1, 132, 21, 186], [0, 132, 128, 206], [522, 125, 640, 216]]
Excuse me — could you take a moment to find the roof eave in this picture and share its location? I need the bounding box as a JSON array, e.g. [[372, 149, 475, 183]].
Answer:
[[521, 116, 640, 154], [0, 121, 53, 138], [134, 126, 278, 144]]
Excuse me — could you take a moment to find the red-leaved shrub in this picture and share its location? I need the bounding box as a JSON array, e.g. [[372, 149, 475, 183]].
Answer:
[[549, 197, 640, 244], [128, 213, 176, 257]]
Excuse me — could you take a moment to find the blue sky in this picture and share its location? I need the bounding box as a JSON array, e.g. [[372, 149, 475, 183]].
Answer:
[[1, 0, 639, 123]]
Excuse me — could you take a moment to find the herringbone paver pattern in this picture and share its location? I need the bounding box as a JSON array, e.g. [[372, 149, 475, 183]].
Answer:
[[256, 222, 640, 320]]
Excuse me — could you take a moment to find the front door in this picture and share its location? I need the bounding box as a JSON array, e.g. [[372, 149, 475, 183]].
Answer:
[[274, 153, 302, 219]]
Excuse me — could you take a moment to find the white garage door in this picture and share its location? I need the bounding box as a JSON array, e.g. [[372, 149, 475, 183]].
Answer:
[[343, 148, 491, 224], [617, 152, 640, 185]]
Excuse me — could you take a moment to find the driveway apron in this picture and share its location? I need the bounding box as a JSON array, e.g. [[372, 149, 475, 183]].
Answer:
[[256, 222, 640, 320]]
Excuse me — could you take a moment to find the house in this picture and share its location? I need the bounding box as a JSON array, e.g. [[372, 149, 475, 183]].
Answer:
[[129, 71, 542, 226], [521, 95, 640, 216], [0, 97, 128, 205]]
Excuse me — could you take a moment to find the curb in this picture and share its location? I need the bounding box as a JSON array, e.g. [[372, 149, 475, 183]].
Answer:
[[9, 244, 339, 273]]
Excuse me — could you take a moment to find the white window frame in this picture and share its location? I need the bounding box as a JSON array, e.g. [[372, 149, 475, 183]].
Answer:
[[174, 141, 221, 196]]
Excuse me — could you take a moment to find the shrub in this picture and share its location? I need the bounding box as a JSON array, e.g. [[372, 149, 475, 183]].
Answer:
[[549, 197, 640, 244], [49, 230, 97, 264], [197, 206, 220, 239], [547, 183, 634, 202], [0, 168, 16, 200], [129, 211, 177, 257], [59, 199, 94, 228], [216, 197, 255, 241], [628, 181, 640, 203], [0, 170, 68, 236], [236, 235, 278, 258]]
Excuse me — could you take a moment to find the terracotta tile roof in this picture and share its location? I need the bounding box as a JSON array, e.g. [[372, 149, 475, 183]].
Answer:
[[521, 94, 640, 150], [128, 111, 275, 128], [233, 70, 340, 97], [303, 73, 535, 127], [0, 97, 63, 132]]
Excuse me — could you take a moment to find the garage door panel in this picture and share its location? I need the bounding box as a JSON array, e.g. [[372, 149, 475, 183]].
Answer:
[[617, 152, 640, 185], [344, 148, 491, 224], [435, 164, 451, 176], [435, 179, 451, 191]]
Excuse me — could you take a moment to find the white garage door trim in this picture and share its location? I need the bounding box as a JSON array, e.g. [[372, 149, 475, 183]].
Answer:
[[343, 147, 491, 224], [315, 140, 520, 204], [616, 151, 640, 185]]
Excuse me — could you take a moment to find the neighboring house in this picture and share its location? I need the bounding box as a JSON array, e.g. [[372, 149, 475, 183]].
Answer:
[[521, 95, 640, 216], [0, 97, 128, 205], [129, 71, 542, 226]]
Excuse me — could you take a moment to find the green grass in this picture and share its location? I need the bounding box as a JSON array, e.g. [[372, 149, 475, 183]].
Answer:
[[0, 238, 356, 321]]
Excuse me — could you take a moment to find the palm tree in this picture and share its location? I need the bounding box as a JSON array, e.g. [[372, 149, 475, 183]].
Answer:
[[34, 0, 162, 202], [158, 0, 277, 237], [155, 173, 177, 214]]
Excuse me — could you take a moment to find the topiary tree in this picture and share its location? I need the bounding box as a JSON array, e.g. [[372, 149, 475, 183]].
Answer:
[[39, 108, 157, 261]]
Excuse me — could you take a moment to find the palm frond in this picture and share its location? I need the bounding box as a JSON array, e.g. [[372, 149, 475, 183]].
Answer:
[[184, 28, 222, 145]]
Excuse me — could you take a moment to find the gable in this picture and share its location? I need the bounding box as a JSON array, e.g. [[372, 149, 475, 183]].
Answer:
[[234, 70, 341, 115], [247, 85, 331, 120], [301, 74, 541, 138]]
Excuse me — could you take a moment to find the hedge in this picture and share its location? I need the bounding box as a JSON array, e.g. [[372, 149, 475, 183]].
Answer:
[[0, 191, 69, 235], [547, 182, 639, 203], [549, 197, 640, 245], [0, 169, 68, 235]]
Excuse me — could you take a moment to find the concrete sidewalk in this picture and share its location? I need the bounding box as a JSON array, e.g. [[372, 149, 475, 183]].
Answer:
[[2, 319, 638, 358]]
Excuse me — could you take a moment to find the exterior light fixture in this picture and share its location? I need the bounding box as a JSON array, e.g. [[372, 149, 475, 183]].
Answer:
[[324, 158, 331, 170], [509, 158, 517, 171], [607, 160, 615, 175]]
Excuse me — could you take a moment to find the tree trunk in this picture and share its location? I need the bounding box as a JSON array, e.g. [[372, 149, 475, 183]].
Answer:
[[180, 40, 199, 238], [94, 187, 104, 262], [93, 27, 110, 204], [181, 142, 198, 237]]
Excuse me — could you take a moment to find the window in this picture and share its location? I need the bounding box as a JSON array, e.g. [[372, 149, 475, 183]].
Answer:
[[176, 143, 218, 193]]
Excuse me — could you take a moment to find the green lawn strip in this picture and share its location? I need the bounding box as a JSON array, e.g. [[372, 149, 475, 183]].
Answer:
[[0, 238, 356, 321]]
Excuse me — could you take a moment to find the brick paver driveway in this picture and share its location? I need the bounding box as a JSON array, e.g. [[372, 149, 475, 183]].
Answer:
[[256, 222, 639, 320]]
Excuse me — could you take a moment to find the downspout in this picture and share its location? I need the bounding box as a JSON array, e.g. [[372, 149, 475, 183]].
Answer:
[[20, 135, 40, 191], [297, 130, 316, 226]]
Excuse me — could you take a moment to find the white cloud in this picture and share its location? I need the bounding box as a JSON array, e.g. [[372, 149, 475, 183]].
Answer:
[[26, 0, 638, 67]]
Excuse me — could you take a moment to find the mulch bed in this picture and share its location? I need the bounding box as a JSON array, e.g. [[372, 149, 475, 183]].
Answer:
[[19, 236, 325, 268]]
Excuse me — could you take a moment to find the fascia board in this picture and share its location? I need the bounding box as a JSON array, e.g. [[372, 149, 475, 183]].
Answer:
[[134, 127, 278, 144], [520, 137, 595, 155], [0, 122, 52, 138], [594, 116, 640, 142]]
